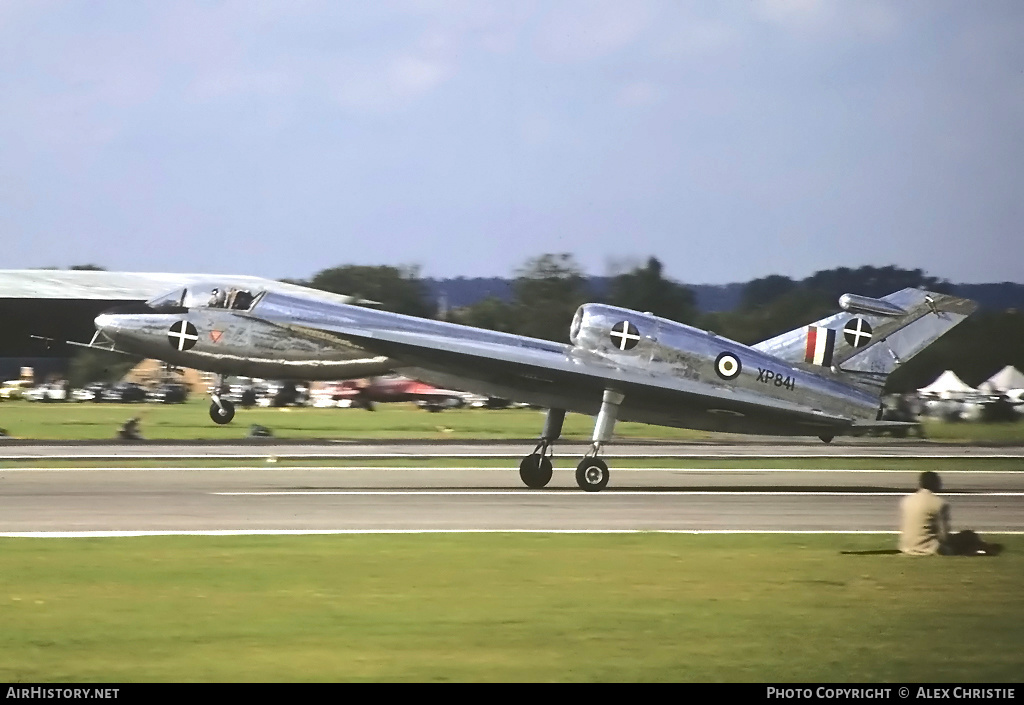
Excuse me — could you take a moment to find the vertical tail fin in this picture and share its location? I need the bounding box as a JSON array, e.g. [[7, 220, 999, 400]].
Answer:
[[753, 289, 977, 394]]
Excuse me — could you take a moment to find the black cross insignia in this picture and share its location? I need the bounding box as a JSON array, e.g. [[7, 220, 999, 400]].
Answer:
[[168, 321, 199, 351], [609, 321, 641, 351], [843, 318, 873, 348]]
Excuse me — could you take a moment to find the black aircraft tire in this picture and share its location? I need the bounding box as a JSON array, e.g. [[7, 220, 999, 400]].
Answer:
[[210, 400, 236, 425], [519, 455, 553, 489], [575, 458, 609, 492]]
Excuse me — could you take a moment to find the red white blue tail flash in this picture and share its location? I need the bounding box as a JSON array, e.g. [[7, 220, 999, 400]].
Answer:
[[804, 326, 836, 366]]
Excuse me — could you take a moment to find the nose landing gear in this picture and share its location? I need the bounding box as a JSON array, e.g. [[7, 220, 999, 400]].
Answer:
[[575, 457, 609, 492], [571, 389, 621, 492], [209, 375, 236, 424], [209, 399, 235, 424]]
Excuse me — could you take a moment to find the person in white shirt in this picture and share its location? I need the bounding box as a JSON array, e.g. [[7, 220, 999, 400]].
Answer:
[[899, 471, 1001, 556]]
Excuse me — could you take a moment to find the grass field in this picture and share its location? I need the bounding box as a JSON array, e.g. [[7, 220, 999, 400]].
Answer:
[[1, 399, 1023, 443], [1, 533, 1022, 683], [2, 401, 1021, 683]]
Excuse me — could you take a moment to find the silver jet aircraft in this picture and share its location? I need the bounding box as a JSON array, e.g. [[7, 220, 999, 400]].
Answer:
[[87, 279, 975, 491]]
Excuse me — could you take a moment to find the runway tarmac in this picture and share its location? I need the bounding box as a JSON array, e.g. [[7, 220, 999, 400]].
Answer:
[[2, 441, 1022, 535], [3, 439, 1023, 460]]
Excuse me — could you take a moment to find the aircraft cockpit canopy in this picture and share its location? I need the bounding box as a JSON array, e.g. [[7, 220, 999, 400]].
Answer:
[[147, 283, 265, 313]]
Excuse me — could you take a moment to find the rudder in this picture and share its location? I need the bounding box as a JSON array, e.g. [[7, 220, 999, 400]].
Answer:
[[753, 289, 977, 395]]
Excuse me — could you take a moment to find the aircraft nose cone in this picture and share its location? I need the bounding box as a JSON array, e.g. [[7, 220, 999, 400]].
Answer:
[[93, 312, 124, 338], [94, 302, 159, 339]]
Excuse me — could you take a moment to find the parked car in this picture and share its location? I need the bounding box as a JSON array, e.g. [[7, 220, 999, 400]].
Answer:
[[24, 383, 70, 402], [261, 381, 308, 407], [148, 384, 189, 404], [100, 382, 148, 403], [72, 382, 109, 402], [465, 394, 512, 409], [214, 377, 263, 408], [416, 396, 467, 412], [0, 379, 34, 400], [961, 394, 1019, 423]]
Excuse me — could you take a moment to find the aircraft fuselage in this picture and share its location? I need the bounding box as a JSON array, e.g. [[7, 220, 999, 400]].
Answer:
[[94, 306, 394, 380], [95, 289, 885, 436]]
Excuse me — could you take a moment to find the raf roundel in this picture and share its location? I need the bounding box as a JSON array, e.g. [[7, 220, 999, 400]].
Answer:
[[715, 352, 742, 380], [168, 320, 199, 351], [609, 321, 641, 351]]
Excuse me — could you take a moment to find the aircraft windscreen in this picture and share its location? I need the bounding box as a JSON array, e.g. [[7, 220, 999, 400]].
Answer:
[[146, 284, 264, 312], [147, 287, 190, 312]]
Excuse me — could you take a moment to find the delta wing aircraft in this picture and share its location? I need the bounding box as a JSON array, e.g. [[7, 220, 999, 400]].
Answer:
[[58, 275, 975, 492]]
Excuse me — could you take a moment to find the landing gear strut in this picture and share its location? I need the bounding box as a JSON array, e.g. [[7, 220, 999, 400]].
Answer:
[[209, 375, 235, 424], [575, 389, 622, 492], [518, 408, 564, 489], [516, 390, 624, 492]]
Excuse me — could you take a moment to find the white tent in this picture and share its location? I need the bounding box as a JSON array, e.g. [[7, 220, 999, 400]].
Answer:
[[978, 365, 1024, 393], [918, 370, 977, 398]]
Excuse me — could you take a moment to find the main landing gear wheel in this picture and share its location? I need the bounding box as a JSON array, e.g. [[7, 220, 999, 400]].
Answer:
[[210, 400, 236, 425], [519, 454, 553, 489], [575, 457, 609, 492]]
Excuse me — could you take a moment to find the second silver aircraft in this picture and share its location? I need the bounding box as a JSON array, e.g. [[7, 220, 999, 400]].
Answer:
[[82, 277, 975, 491]]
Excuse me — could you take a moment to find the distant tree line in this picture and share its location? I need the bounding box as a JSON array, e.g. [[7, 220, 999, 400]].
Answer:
[[295, 259, 1023, 393], [702, 265, 955, 346], [58, 260, 1024, 394]]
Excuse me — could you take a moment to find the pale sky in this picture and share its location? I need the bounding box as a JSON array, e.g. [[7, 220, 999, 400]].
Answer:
[[1, 1, 1021, 284]]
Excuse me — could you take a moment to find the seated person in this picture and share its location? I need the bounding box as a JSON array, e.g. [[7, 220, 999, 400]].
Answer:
[[117, 417, 143, 441], [208, 288, 226, 308], [232, 289, 253, 310], [899, 471, 1001, 556]]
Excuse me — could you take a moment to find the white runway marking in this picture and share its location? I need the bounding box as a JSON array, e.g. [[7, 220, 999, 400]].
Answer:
[[3, 453, 1023, 462], [3, 530, 1023, 538], [2, 466, 1023, 473], [214, 490, 1024, 497]]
